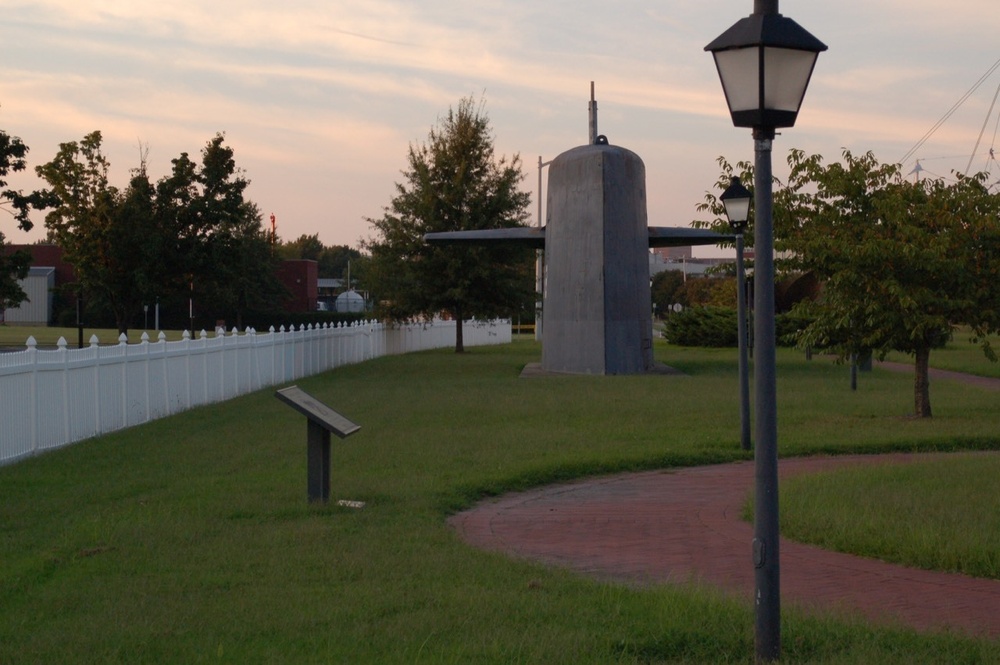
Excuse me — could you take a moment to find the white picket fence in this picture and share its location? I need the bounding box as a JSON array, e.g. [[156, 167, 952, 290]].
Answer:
[[0, 319, 510, 466]]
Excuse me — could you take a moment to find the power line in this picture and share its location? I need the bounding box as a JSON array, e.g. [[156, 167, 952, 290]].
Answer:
[[965, 82, 1000, 175], [899, 56, 1000, 167], [985, 110, 1000, 173]]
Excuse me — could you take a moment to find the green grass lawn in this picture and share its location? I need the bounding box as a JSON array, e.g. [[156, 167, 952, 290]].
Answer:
[[883, 327, 1000, 379], [0, 324, 190, 347], [2, 340, 999, 663], [782, 452, 1000, 579]]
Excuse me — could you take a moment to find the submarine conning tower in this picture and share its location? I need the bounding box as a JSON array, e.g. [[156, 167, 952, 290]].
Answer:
[[541, 139, 654, 375]]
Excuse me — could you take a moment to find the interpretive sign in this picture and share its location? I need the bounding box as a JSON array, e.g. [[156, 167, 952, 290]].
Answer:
[[275, 385, 361, 503]]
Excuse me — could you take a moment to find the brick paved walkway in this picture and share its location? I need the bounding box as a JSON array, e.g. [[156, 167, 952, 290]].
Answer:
[[449, 453, 1000, 638], [878, 361, 1000, 391]]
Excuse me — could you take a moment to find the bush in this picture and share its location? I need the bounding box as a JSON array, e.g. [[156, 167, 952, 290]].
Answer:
[[664, 307, 738, 347], [664, 308, 816, 349]]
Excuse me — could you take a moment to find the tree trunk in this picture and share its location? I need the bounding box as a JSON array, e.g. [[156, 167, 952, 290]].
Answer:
[[454, 306, 465, 353], [914, 345, 932, 418], [114, 307, 128, 337]]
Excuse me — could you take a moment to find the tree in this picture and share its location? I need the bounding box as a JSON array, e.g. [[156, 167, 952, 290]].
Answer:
[[207, 201, 287, 329], [780, 149, 1000, 417], [277, 234, 363, 281], [277, 233, 325, 261], [363, 97, 533, 352], [674, 276, 737, 309], [0, 128, 46, 310], [320, 244, 363, 283], [179, 135, 284, 328], [36, 132, 165, 334], [651, 269, 685, 315], [37, 132, 279, 333]]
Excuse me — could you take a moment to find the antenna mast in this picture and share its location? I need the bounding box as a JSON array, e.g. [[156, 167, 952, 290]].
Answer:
[[588, 81, 598, 144]]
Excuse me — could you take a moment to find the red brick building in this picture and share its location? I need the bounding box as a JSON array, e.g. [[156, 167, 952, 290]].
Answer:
[[6, 244, 76, 285], [275, 259, 318, 312]]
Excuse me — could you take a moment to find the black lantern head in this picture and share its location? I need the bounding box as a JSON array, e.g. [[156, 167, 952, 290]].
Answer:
[[706, 11, 827, 129], [720, 177, 752, 233]]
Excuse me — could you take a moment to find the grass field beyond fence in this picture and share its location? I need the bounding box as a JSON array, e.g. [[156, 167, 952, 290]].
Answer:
[[0, 325, 190, 347], [2, 339, 999, 663]]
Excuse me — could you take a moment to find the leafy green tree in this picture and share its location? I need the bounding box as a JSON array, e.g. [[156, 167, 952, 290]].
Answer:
[[205, 201, 287, 329], [321, 244, 363, 283], [651, 270, 684, 315], [674, 277, 737, 309], [277, 233, 324, 261], [36, 132, 165, 333], [146, 133, 282, 330], [363, 97, 533, 352], [276, 234, 363, 281], [179, 135, 283, 328], [781, 149, 1000, 417], [0, 128, 47, 309], [37, 132, 280, 333]]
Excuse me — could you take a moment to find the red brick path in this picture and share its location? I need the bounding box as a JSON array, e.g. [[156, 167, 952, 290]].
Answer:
[[449, 453, 1000, 637]]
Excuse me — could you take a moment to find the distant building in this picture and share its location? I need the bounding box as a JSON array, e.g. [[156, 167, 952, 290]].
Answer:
[[651, 245, 693, 261], [316, 278, 344, 311], [649, 250, 733, 279], [1, 245, 75, 325], [2, 267, 55, 325], [275, 260, 318, 313]]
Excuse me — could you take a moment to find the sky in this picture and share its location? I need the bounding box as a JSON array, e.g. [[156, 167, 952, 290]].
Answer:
[[2, 1, 999, 258]]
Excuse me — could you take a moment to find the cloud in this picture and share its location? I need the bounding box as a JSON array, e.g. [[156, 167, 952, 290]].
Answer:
[[5, 1, 1000, 250]]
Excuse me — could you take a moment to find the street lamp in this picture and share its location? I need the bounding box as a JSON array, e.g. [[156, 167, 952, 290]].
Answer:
[[706, 2, 826, 661], [706, 1, 826, 131], [721, 177, 752, 452]]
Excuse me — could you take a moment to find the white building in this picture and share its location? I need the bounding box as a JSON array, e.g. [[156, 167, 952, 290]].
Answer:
[[2, 267, 55, 325]]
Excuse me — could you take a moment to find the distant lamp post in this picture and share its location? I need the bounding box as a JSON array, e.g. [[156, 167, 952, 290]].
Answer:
[[706, 2, 826, 662], [721, 176, 752, 452]]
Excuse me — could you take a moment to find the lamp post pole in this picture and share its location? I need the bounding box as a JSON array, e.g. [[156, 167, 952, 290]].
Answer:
[[735, 230, 751, 451], [751, 126, 780, 659]]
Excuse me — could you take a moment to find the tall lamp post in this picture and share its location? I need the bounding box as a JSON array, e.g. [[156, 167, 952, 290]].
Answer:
[[706, 2, 826, 661], [721, 177, 752, 452]]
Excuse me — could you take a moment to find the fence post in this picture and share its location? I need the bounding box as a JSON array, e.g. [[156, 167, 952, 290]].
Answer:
[[58, 337, 70, 446], [118, 333, 128, 430], [89, 334, 102, 435], [157, 331, 168, 416], [26, 336, 38, 456], [140, 332, 151, 425], [199, 330, 209, 405]]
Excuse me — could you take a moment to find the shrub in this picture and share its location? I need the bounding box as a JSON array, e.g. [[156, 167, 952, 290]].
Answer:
[[664, 306, 738, 347]]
